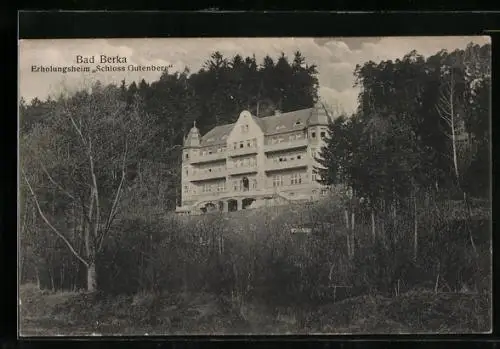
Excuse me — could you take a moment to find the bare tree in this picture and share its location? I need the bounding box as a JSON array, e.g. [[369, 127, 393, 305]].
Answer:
[[436, 65, 461, 185], [20, 83, 157, 292]]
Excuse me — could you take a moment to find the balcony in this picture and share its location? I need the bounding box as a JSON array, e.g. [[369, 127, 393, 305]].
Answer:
[[228, 164, 258, 176], [265, 160, 308, 172], [191, 152, 227, 164], [189, 170, 226, 182], [192, 190, 229, 200], [229, 146, 259, 157], [264, 139, 308, 153]]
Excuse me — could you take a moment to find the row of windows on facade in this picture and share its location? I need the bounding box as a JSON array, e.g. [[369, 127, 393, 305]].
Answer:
[[272, 173, 303, 187], [185, 150, 323, 177], [184, 157, 257, 176], [270, 152, 304, 163], [183, 178, 257, 194], [183, 172, 320, 194], [185, 129, 328, 160], [232, 138, 257, 150], [266, 130, 327, 145]]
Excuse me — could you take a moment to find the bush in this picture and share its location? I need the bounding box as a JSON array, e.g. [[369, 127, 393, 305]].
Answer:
[[22, 198, 492, 318]]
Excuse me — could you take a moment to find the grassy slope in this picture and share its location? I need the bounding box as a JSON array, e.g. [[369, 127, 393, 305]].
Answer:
[[20, 283, 491, 336]]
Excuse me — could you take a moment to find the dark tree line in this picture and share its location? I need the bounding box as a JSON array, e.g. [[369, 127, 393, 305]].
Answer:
[[316, 42, 490, 260], [318, 43, 490, 199]]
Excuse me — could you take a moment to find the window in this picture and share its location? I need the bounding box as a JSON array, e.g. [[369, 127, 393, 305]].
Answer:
[[311, 132, 316, 138], [321, 189, 328, 196], [242, 177, 249, 191], [185, 153, 189, 159], [218, 182, 225, 192], [291, 173, 302, 185], [208, 150, 212, 155], [233, 142, 237, 150], [185, 168, 188, 176], [297, 155, 302, 160], [247, 141, 251, 148], [273, 175, 283, 187], [184, 185, 189, 193], [321, 131, 326, 138], [251, 178, 257, 189], [240, 142, 244, 148]]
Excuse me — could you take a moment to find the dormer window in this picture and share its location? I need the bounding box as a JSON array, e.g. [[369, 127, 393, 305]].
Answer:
[[294, 120, 302, 126]]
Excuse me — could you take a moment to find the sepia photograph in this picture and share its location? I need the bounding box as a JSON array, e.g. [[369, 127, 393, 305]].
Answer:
[[18, 36, 492, 336]]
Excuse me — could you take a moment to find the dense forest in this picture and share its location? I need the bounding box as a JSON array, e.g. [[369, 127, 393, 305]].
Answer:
[[317, 43, 490, 201], [19, 43, 492, 335]]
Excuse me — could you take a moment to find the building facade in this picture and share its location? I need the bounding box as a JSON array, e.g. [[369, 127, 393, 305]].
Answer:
[[175, 105, 332, 214]]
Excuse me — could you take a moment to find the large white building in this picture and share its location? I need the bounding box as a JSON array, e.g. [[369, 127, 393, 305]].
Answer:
[[176, 105, 332, 214]]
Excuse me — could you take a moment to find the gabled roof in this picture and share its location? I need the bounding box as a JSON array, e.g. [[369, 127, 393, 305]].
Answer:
[[200, 123, 235, 146], [259, 108, 313, 136], [197, 106, 331, 147]]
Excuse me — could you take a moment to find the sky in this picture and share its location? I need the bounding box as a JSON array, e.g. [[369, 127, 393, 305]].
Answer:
[[19, 36, 490, 114]]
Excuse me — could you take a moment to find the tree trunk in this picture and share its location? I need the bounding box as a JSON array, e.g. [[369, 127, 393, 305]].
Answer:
[[35, 267, 41, 290], [49, 269, 55, 292], [371, 208, 376, 241], [60, 264, 65, 290], [350, 212, 355, 258], [346, 233, 351, 259], [413, 196, 418, 261], [344, 208, 349, 229], [87, 262, 97, 292]]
